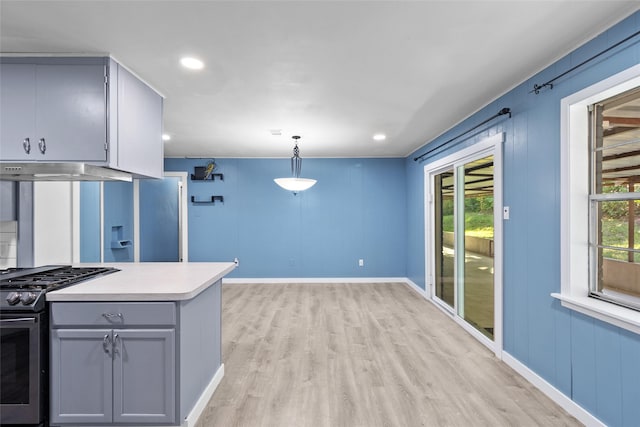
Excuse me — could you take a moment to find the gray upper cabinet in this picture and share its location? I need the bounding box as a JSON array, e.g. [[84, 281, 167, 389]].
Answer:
[[0, 57, 163, 178], [37, 64, 108, 161], [115, 66, 163, 179], [0, 64, 36, 159]]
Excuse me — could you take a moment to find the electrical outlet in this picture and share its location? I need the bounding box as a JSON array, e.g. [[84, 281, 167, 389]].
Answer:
[[234, 257, 239, 267], [358, 259, 364, 267]]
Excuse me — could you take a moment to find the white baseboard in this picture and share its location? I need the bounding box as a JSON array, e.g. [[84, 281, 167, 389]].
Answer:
[[402, 278, 428, 299], [222, 277, 409, 284], [183, 363, 225, 427], [502, 353, 604, 427]]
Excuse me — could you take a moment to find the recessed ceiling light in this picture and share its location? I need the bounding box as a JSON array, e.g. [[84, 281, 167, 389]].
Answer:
[[162, 133, 171, 141], [373, 134, 386, 141], [180, 57, 204, 70]]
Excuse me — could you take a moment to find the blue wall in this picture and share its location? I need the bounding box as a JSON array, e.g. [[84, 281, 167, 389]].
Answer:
[[165, 157, 407, 278], [103, 181, 134, 262], [79, 181, 100, 262], [405, 12, 640, 426]]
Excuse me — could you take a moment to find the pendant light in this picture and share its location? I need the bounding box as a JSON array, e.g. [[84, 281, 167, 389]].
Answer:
[[274, 136, 317, 194]]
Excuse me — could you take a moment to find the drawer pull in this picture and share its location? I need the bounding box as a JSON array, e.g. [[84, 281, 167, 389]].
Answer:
[[102, 312, 123, 321]]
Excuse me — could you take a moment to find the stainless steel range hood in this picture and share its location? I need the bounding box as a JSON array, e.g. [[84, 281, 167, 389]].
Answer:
[[0, 163, 133, 182]]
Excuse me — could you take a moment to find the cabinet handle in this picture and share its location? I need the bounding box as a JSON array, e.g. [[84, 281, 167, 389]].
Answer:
[[113, 333, 120, 355], [103, 333, 112, 355], [102, 312, 123, 321], [38, 138, 46, 154], [23, 138, 31, 154]]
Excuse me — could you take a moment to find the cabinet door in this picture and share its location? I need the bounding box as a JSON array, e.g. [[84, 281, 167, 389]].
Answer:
[[35, 64, 107, 161], [112, 329, 176, 424], [116, 65, 163, 178], [0, 64, 36, 160], [50, 329, 113, 424]]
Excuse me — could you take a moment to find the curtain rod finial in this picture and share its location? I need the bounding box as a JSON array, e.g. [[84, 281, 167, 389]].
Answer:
[[498, 107, 511, 117]]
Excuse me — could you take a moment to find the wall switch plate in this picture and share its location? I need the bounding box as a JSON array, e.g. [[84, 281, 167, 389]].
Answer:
[[358, 259, 364, 267], [503, 206, 510, 220]]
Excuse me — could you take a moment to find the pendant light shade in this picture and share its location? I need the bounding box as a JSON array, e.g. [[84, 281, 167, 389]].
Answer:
[[274, 177, 317, 192], [274, 136, 317, 194]]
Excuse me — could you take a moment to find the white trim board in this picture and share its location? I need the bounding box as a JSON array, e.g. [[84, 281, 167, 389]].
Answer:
[[502, 353, 605, 427], [223, 277, 409, 284], [182, 364, 224, 427]]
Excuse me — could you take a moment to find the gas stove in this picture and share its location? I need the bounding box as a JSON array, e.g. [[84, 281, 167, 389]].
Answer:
[[0, 265, 119, 312]]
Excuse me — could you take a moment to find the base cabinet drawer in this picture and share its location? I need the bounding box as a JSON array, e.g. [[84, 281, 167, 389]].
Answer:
[[51, 302, 176, 327], [50, 323, 176, 425]]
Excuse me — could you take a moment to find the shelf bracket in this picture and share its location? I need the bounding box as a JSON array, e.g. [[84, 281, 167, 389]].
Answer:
[[191, 195, 224, 204]]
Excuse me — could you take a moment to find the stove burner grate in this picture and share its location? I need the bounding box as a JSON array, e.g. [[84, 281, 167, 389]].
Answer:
[[0, 266, 119, 291]]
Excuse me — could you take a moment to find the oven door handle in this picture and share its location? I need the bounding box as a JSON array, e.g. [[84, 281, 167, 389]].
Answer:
[[0, 317, 36, 324]]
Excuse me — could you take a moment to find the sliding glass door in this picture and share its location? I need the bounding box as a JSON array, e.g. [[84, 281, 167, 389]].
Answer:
[[460, 156, 494, 339], [429, 145, 500, 347], [434, 168, 455, 309]]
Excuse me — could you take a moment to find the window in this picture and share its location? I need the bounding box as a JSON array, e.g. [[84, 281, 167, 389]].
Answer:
[[589, 88, 640, 310], [556, 63, 640, 334]]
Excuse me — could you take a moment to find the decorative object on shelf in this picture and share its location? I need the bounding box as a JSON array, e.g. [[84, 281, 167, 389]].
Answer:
[[191, 160, 223, 181], [191, 195, 224, 204], [274, 136, 317, 195]]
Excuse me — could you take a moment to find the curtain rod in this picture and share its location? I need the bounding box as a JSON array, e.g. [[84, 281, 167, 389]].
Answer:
[[413, 108, 511, 162], [531, 28, 640, 94]]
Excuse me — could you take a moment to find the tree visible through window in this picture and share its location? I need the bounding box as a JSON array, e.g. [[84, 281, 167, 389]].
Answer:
[[590, 87, 640, 309]]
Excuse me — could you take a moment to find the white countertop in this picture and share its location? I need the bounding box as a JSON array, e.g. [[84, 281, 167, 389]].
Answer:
[[46, 262, 236, 302]]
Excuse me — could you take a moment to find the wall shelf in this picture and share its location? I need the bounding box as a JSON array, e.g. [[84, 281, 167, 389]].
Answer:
[[191, 195, 224, 205], [110, 226, 131, 249], [190, 166, 223, 181], [110, 240, 132, 249]]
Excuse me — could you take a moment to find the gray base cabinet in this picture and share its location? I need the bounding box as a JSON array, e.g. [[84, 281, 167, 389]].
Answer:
[[50, 303, 176, 425], [49, 280, 223, 426], [50, 329, 113, 424], [113, 329, 175, 424]]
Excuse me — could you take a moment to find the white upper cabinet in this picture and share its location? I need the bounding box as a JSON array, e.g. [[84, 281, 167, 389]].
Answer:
[[0, 57, 163, 178]]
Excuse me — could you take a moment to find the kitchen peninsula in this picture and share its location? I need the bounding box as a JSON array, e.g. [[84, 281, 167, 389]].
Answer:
[[46, 262, 236, 427]]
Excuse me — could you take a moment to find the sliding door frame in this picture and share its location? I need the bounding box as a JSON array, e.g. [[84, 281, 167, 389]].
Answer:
[[424, 132, 504, 357]]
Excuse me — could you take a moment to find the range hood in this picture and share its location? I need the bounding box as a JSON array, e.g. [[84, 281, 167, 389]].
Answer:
[[0, 163, 133, 182]]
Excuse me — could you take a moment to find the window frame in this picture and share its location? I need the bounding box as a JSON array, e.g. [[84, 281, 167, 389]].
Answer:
[[554, 63, 640, 335]]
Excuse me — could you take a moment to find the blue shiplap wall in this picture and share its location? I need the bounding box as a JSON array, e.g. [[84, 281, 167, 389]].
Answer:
[[165, 157, 407, 278], [405, 12, 640, 426], [103, 181, 134, 262], [79, 181, 100, 262]]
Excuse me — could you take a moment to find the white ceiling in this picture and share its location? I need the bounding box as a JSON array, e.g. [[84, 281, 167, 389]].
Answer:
[[1, 1, 639, 158]]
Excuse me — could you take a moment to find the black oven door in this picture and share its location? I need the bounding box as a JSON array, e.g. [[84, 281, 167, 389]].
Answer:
[[0, 312, 45, 425]]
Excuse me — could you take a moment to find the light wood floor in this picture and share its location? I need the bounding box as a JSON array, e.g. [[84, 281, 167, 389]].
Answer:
[[196, 283, 580, 427]]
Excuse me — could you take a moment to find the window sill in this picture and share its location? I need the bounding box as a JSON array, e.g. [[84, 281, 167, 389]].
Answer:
[[551, 293, 640, 335]]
